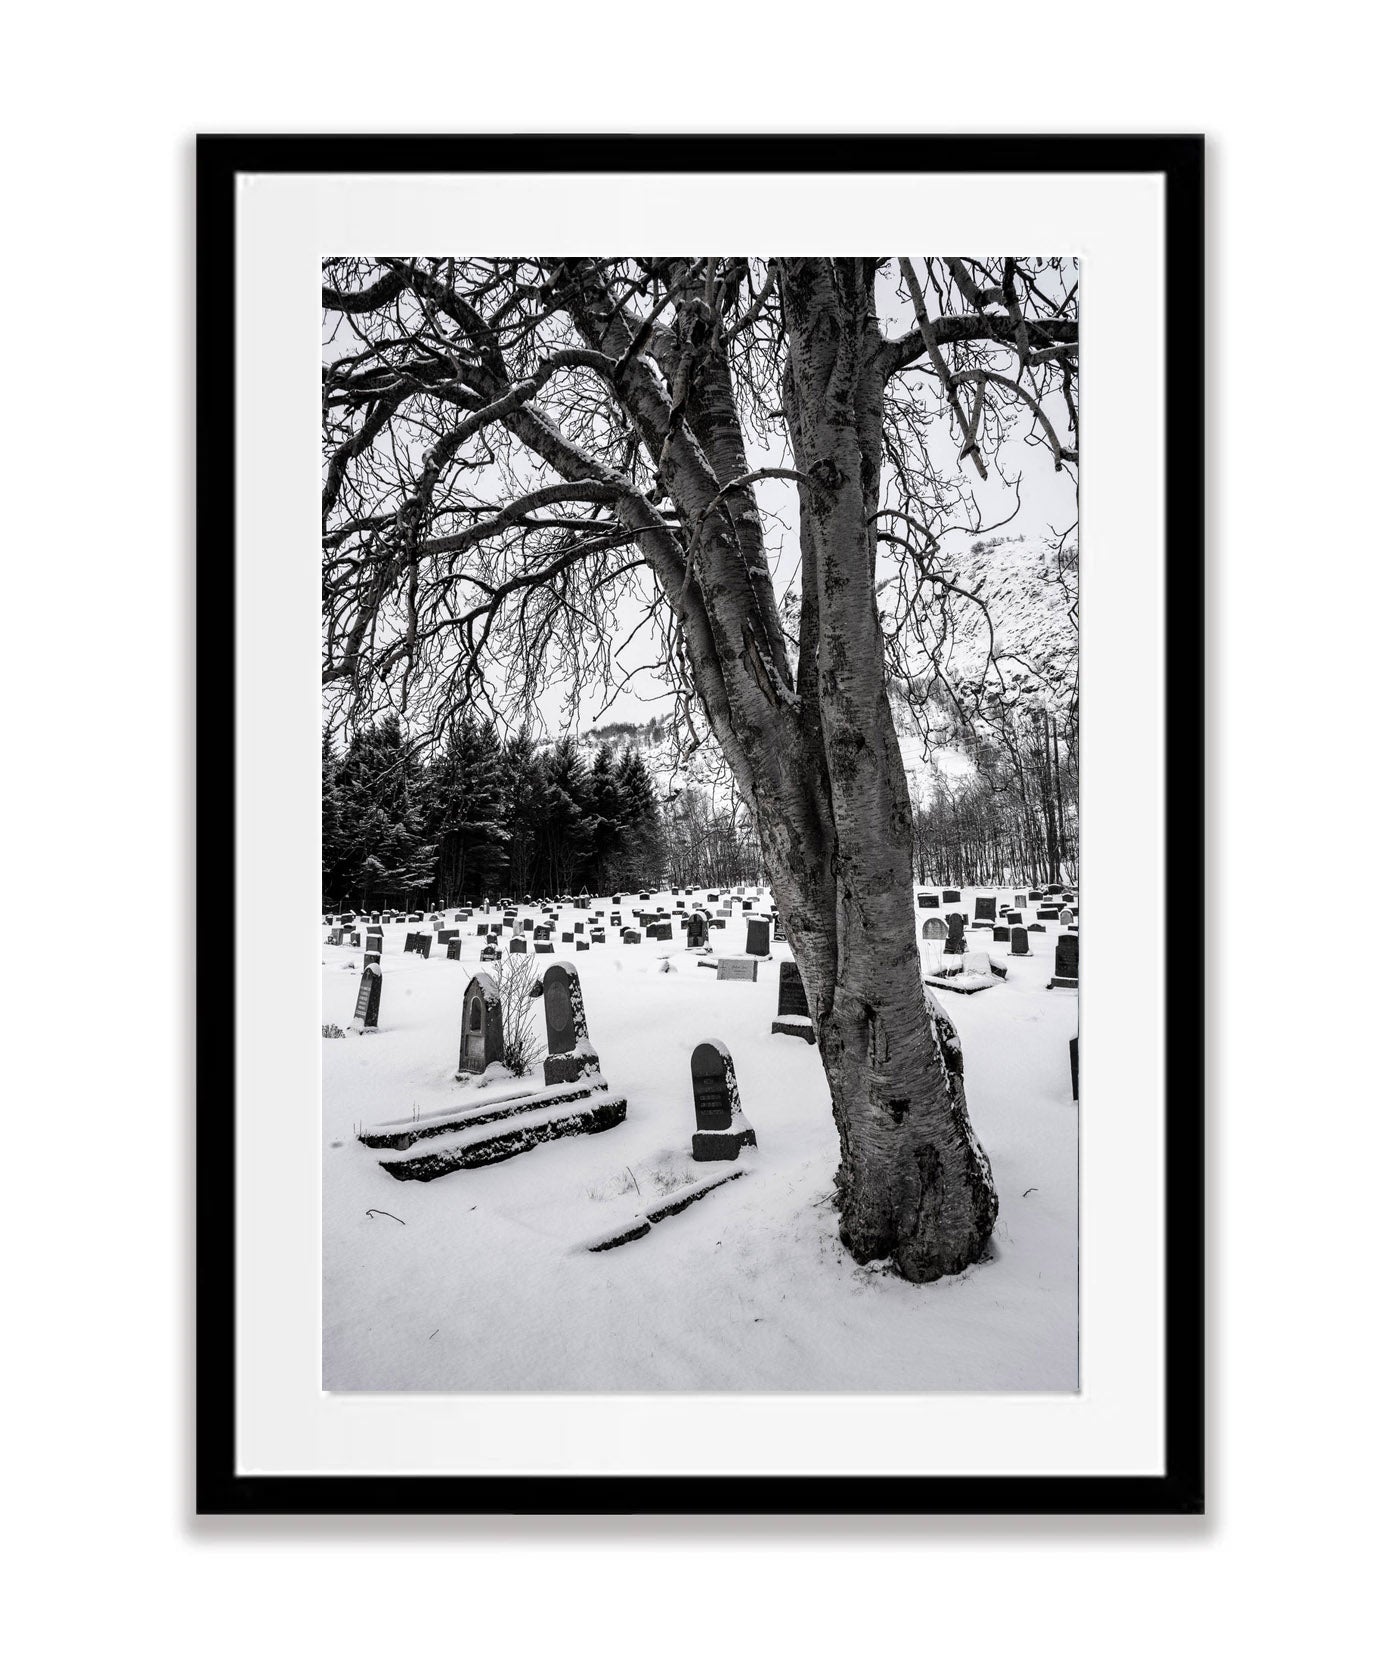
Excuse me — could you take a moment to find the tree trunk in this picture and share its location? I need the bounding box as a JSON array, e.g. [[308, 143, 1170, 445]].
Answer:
[[751, 261, 998, 1281]]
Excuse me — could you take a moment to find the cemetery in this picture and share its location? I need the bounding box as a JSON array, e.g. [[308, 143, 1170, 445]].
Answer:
[[323, 876, 1079, 1392]]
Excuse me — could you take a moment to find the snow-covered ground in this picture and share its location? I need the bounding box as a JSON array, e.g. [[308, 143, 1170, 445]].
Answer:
[[322, 893, 1079, 1392]]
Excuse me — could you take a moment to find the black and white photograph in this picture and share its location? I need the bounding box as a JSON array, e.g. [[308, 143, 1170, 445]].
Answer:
[[319, 254, 1082, 1393]]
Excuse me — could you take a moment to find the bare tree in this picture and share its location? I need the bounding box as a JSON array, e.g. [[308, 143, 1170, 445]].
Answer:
[[322, 256, 1078, 1281]]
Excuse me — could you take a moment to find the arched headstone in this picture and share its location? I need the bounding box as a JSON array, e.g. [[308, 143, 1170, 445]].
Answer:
[[542, 962, 599, 1085], [921, 916, 948, 942], [690, 1040, 757, 1162], [458, 971, 504, 1076]]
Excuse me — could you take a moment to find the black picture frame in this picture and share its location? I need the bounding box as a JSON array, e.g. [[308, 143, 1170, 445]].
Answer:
[[196, 133, 1204, 1517]]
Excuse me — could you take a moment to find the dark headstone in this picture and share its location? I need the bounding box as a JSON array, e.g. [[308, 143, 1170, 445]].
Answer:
[[509, 937, 527, 954], [993, 924, 1011, 943], [542, 962, 599, 1085], [917, 894, 936, 910], [458, 973, 505, 1076], [686, 912, 708, 949], [745, 917, 770, 958], [772, 960, 816, 1043], [974, 896, 997, 924], [352, 966, 382, 1031], [1051, 933, 1079, 990], [690, 1039, 757, 1162], [1010, 927, 1030, 956], [942, 889, 961, 903], [943, 912, 967, 955]]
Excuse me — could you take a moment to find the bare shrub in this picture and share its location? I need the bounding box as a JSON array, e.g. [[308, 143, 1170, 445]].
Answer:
[[496, 953, 542, 1076]]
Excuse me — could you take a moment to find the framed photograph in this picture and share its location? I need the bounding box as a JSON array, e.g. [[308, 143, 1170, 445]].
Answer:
[[197, 133, 1203, 1515]]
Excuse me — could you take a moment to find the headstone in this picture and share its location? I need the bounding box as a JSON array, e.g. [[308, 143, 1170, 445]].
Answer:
[[455, 911, 470, 921], [350, 930, 361, 947], [973, 895, 996, 925], [686, 912, 709, 949], [457, 972, 505, 1076], [717, 956, 758, 982], [509, 937, 527, 954], [690, 1040, 757, 1162], [771, 960, 816, 1043], [621, 928, 641, 944], [1060, 908, 1075, 925], [1015, 894, 1027, 909], [436, 928, 454, 943], [1051, 933, 1079, 990], [943, 912, 967, 955], [445, 936, 462, 961], [1010, 926, 1030, 956], [917, 893, 936, 910], [942, 889, 961, 903], [745, 917, 771, 958], [1006, 910, 1022, 925], [921, 916, 948, 942], [351, 965, 382, 1031], [993, 924, 1011, 943], [542, 962, 599, 1085]]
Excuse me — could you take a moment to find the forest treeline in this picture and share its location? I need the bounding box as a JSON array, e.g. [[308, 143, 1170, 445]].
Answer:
[[321, 717, 667, 908], [910, 703, 1078, 886]]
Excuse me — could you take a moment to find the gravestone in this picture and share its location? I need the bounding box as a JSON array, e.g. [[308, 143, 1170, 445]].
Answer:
[[436, 928, 454, 944], [351, 965, 382, 1032], [1010, 926, 1031, 956], [1060, 908, 1075, 925], [943, 912, 967, 955], [917, 893, 936, 910], [942, 889, 961, 903], [921, 916, 948, 942], [690, 1040, 757, 1162], [445, 936, 462, 962], [509, 937, 527, 954], [403, 932, 417, 954], [454, 911, 470, 921], [993, 924, 1011, 943], [687, 912, 709, 949], [973, 895, 997, 926], [745, 917, 771, 958], [534, 939, 555, 953], [457, 972, 505, 1077], [1050, 933, 1079, 990], [717, 956, 758, 982], [1015, 894, 1028, 909], [1070, 1036, 1079, 1100], [542, 962, 599, 1085], [1006, 910, 1022, 925], [350, 930, 361, 947], [771, 960, 816, 1043], [621, 928, 641, 944]]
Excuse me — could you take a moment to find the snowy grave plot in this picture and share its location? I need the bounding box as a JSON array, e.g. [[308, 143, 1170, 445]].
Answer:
[[925, 949, 1004, 995], [690, 1040, 758, 1163], [369, 1086, 628, 1182], [717, 956, 757, 982], [583, 1168, 747, 1254], [457, 972, 505, 1078], [350, 964, 382, 1031], [771, 960, 816, 1043], [1049, 933, 1079, 991]]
